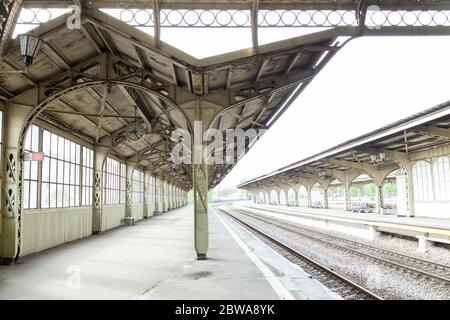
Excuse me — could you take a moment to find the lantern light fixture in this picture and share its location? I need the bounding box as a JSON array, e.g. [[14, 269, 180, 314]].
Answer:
[[18, 33, 44, 66], [370, 152, 386, 165], [319, 170, 326, 179]]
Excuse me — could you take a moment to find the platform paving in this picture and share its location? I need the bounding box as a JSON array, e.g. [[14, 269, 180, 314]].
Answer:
[[0, 205, 339, 300]]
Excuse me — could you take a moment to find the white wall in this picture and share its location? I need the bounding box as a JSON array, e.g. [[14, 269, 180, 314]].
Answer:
[[130, 203, 144, 221], [22, 207, 93, 256], [145, 203, 155, 217], [102, 204, 125, 231]]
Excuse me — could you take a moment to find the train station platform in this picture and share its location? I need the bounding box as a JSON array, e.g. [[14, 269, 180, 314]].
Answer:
[[238, 203, 450, 252], [0, 205, 340, 300]]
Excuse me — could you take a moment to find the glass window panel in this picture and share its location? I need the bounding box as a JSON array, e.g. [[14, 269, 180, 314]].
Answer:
[[89, 150, 93, 167], [43, 130, 51, 156], [57, 184, 63, 207], [433, 157, 450, 201], [42, 157, 50, 182], [25, 128, 31, 150], [86, 168, 90, 186], [81, 189, 85, 205], [70, 142, 76, 163], [57, 160, 64, 184], [42, 182, 49, 208], [64, 162, 70, 184], [31, 125, 39, 152], [50, 183, 57, 208], [75, 145, 80, 164], [50, 134, 58, 157], [30, 181, 37, 209], [30, 161, 38, 180], [70, 164, 75, 184], [63, 185, 70, 207], [413, 161, 433, 201], [57, 136, 64, 159], [23, 161, 30, 180], [75, 186, 80, 206], [64, 139, 70, 161], [85, 149, 89, 166], [50, 158, 57, 182], [23, 180, 30, 209], [103, 157, 126, 205], [75, 165, 80, 185], [69, 186, 75, 206]]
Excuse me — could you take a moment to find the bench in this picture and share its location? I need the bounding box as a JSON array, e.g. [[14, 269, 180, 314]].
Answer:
[[122, 217, 135, 226]]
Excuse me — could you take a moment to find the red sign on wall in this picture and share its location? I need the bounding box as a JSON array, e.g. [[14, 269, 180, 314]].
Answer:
[[23, 152, 45, 161]]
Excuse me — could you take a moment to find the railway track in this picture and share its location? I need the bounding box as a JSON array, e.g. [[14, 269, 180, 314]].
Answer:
[[218, 207, 383, 300], [232, 205, 450, 285]]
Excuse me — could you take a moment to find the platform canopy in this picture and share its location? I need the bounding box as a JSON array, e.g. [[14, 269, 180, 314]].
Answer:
[[2, 1, 450, 191], [0, 3, 354, 191], [237, 101, 450, 192]]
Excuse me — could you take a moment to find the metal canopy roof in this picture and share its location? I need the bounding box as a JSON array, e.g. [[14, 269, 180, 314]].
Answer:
[[238, 101, 450, 189], [1, 6, 345, 191], [2, 0, 450, 192], [20, 1, 450, 10]]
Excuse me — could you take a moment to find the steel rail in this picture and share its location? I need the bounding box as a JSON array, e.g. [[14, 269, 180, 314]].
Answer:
[[233, 205, 450, 284], [242, 204, 450, 272]]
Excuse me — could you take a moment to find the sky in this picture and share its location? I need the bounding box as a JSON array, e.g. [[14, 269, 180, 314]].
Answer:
[[218, 35, 450, 189], [13, 8, 450, 192]]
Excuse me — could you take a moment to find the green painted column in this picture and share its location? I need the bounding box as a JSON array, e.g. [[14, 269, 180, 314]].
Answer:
[[193, 143, 208, 260], [93, 146, 108, 233], [161, 179, 167, 213], [125, 160, 136, 218], [345, 184, 351, 211], [1, 102, 32, 264], [143, 170, 151, 218], [323, 188, 329, 209], [167, 183, 172, 210], [375, 184, 384, 214], [307, 186, 312, 208], [155, 178, 161, 212], [174, 187, 177, 208], [403, 163, 415, 217]]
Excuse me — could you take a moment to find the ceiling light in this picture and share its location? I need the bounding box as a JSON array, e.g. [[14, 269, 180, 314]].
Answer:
[[18, 34, 43, 66], [371, 152, 386, 165]]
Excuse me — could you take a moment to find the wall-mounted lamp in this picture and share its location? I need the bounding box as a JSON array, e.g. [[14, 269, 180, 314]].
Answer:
[[370, 152, 386, 165], [319, 170, 327, 179], [18, 33, 43, 66]]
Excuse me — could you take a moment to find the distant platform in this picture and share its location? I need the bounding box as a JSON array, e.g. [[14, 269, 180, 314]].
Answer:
[[0, 205, 339, 300], [238, 203, 450, 252]]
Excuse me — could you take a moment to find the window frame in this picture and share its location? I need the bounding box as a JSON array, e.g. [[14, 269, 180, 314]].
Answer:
[[103, 157, 126, 205], [132, 169, 145, 204]]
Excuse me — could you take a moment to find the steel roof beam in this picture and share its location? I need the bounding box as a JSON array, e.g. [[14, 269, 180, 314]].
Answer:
[[413, 125, 450, 141]]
